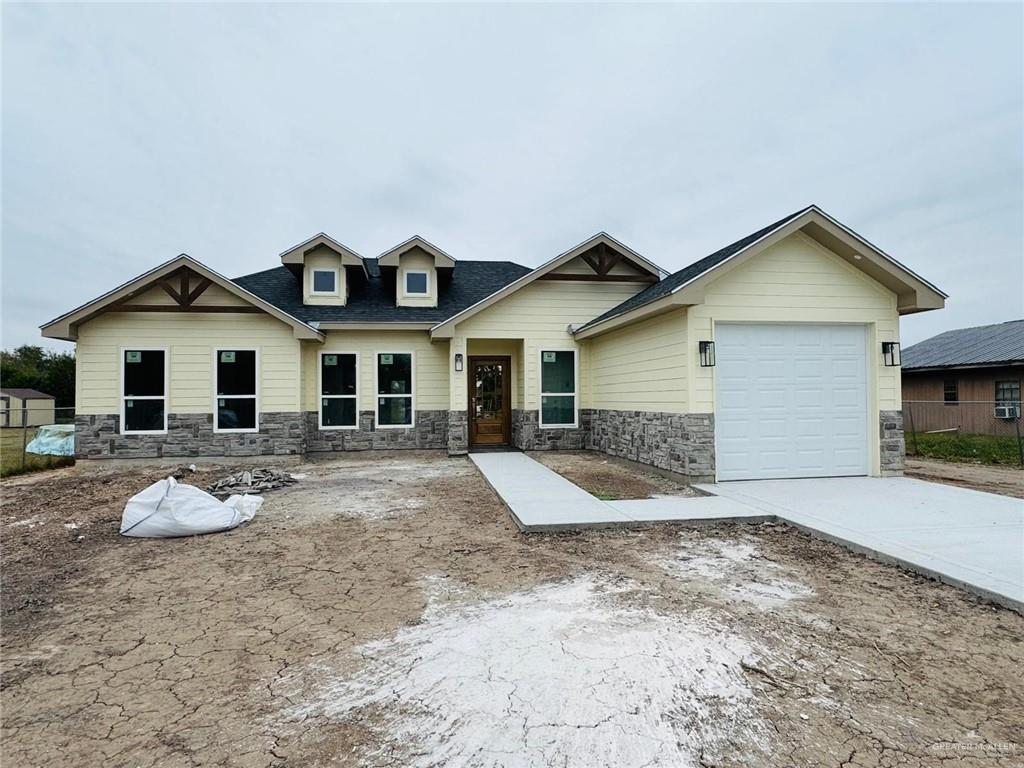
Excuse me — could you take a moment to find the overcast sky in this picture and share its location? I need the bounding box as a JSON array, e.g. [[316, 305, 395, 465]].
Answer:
[[3, 2, 1021, 351]]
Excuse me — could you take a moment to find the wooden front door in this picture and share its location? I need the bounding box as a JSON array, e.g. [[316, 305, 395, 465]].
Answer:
[[469, 356, 511, 447]]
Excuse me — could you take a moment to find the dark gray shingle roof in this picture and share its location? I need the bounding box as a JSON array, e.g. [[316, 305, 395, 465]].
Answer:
[[0, 388, 55, 400], [901, 320, 1024, 370], [579, 206, 813, 330], [232, 260, 531, 324]]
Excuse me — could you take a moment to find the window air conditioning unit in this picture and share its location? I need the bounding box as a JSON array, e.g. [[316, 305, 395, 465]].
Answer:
[[994, 404, 1020, 420]]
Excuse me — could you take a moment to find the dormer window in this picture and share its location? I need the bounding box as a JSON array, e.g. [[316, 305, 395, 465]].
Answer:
[[311, 269, 338, 295], [404, 271, 429, 296]]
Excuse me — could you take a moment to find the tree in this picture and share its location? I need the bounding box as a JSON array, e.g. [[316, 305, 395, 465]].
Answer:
[[0, 345, 75, 408]]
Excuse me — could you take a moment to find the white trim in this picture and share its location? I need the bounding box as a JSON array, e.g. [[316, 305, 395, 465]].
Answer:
[[120, 346, 169, 435], [374, 350, 416, 429], [318, 350, 359, 430], [212, 347, 260, 434], [310, 268, 340, 296], [538, 347, 579, 429], [402, 269, 431, 297]]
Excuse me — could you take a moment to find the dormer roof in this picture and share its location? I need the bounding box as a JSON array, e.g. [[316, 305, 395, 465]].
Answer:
[[376, 236, 457, 269]]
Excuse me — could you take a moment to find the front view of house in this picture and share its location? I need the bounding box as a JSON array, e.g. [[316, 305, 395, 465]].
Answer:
[[41, 206, 946, 481]]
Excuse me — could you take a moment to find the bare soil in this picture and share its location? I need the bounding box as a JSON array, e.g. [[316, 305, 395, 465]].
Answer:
[[1, 452, 1021, 767], [528, 450, 699, 499], [905, 456, 1024, 498]]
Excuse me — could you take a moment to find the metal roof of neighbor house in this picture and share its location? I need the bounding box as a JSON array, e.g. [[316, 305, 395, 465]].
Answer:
[[0, 388, 55, 400], [232, 260, 531, 323], [901, 319, 1024, 370], [579, 206, 813, 330]]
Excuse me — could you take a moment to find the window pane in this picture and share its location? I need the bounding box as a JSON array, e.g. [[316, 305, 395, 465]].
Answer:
[[378, 396, 412, 426], [124, 398, 164, 431], [217, 397, 256, 430], [124, 350, 164, 397], [406, 272, 428, 294], [322, 354, 357, 396], [541, 395, 575, 425], [313, 270, 336, 292], [322, 397, 357, 427], [943, 380, 958, 404], [996, 381, 1021, 404], [541, 351, 575, 393], [377, 353, 412, 395], [218, 350, 256, 396]]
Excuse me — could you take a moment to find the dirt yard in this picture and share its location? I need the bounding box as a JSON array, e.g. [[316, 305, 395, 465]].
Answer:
[[2, 453, 1022, 767], [529, 450, 700, 499], [905, 456, 1024, 498]]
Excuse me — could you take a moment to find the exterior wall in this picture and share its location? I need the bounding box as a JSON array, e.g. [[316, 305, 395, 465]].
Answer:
[[588, 308, 688, 412], [76, 312, 302, 416], [396, 248, 438, 308], [450, 280, 644, 417], [902, 366, 1023, 435], [303, 245, 348, 306], [879, 410, 905, 476], [75, 412, 305, 459], [685, 231, 901, 477], [304, 411, 449, 452], [512, 409, 589, 451], [586, 409, 715, 482]]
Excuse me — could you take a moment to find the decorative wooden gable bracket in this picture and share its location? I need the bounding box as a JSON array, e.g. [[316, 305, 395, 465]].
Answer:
[[539, 242, 657, 283], [109, 267, 260, 313]]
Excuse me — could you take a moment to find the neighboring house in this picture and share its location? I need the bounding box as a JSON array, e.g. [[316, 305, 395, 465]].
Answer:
[[901, 320, 1023, 435], [0, 388, 56, 428], [41, 205, 946, 481]]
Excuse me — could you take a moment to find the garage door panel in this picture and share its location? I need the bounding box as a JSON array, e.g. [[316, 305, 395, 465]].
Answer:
[[716, 323, 868, 480]]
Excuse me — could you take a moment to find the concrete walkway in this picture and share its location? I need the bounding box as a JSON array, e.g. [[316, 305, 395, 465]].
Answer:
[[469, 452, 1023, 613]]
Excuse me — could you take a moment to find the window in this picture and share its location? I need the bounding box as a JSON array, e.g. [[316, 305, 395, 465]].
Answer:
[[404, 271, 429, 295], [320, 352, 358, 429], [376, 352, 413, 427], [540, 349, 577, 427], [311, 269, 338, 295], [995, 380, 1021, 406], [943, 380, 958, 405], [122, 349, 166, 433], [215, 349, 257, 432]]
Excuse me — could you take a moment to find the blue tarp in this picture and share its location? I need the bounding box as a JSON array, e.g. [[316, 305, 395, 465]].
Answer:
[[25, 424, 75, 456]]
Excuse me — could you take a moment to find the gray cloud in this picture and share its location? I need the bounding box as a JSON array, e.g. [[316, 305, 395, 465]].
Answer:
[[3, 2, 1021, 350]]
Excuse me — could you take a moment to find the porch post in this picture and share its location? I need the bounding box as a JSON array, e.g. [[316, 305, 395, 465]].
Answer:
[[447, 335, 469, 455]]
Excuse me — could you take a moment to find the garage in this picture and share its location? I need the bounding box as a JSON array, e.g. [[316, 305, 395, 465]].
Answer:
[[715, 323, 869, 481]]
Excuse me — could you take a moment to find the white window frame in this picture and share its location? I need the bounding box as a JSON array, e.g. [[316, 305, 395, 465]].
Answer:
[[120, 346, 169, 435], [310, 268, 340, 296], [538, 347, 578, 429], [318, 351, 359, 430], [212, 347, 260, 434], [374, 351, 415, 429], [403, 270, 430, 297]]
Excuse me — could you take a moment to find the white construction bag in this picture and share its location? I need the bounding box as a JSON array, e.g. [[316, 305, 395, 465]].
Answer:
[[120, 476, 263, 538]]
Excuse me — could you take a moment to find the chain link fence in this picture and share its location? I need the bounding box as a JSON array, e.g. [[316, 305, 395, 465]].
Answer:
[[904, 400, 1024, 467], [0, 405, 76, 477]]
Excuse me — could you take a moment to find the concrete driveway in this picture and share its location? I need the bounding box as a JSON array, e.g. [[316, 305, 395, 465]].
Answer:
[[696, 477, 1024, 612]]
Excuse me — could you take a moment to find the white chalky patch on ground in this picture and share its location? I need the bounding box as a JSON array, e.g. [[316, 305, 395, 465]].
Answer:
[[283, 575, 773, 767], [660, 537, 814, 609]]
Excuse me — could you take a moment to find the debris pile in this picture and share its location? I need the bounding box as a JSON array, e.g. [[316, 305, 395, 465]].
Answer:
[[207, 468, 298, 498]]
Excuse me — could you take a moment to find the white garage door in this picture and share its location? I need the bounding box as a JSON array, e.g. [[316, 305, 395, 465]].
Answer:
[[715, 323, 868, 481]]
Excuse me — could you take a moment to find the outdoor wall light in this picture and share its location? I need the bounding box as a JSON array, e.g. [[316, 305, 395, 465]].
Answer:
[[881, 341, 901, 367], [454, 353, 464, 372], [699, 340, 716, 367]]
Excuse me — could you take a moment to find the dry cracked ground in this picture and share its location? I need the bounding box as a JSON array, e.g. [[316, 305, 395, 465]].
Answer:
[[1, 452, 1022, 767]]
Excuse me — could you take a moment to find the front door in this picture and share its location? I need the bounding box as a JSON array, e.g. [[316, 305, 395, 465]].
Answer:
[[469, 356, 511, 447]]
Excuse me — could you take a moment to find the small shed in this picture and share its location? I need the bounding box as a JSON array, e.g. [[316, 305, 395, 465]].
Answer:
[[0, 388, 57, 427]]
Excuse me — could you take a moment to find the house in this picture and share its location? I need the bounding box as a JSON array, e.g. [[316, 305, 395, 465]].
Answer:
[[41, 205, 946, 481], [0, 388, 56, 428], [901, 320, 1023, 436]]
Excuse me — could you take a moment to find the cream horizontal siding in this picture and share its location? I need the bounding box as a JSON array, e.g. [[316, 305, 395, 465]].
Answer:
[[453, 281, 644, 410], [301, 330, 449, 413], [588, 308, 688, 412], [76, 312, 302, 414]]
